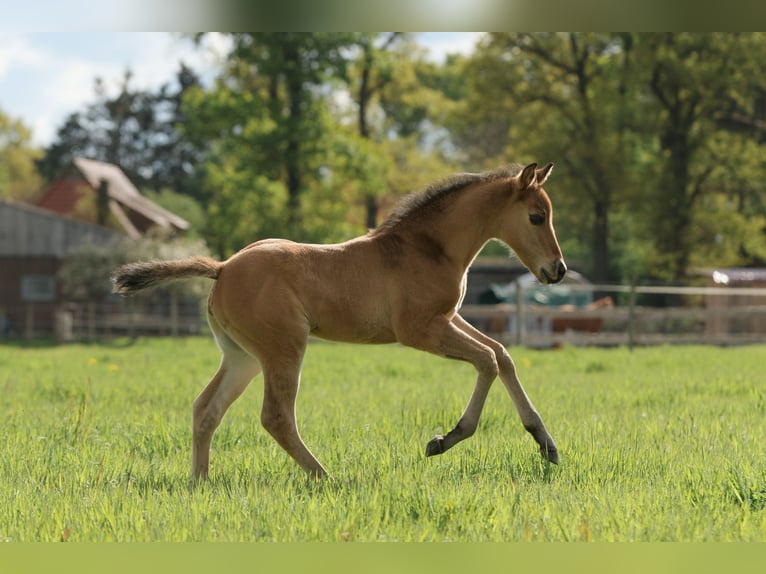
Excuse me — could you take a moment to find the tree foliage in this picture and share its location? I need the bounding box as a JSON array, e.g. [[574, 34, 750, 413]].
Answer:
[[637, 32, 766, 278], [449, 32, 766, 282], [32, 33, 766, 284], [182, 33, 360, 253], [38, 65, 206, 200], [448, 33, 642, 282], [58, 231, 211, 303], [183, 32, 459, 256], [0, 107, 43, 201]]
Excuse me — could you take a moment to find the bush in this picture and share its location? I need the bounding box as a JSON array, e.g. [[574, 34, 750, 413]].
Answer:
[[58, 231, 212, 303]]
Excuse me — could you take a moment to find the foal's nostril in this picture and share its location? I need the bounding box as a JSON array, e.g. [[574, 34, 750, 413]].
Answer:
[[541, 261, 567, 284]]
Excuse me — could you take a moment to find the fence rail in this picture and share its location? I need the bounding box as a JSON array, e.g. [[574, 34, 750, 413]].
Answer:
[[3, 283, 765, 347], [54, 301, 208, 342], [460, 282, 766, 348]]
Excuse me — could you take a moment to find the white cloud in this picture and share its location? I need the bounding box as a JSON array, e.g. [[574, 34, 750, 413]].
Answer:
[[0, 33, 45, 79], [0, 33, 229, 147], [418, 32, 485, 63], [0, 34, 98, 145], [34, 59, 117, 143], [1, 33, 477, 148]]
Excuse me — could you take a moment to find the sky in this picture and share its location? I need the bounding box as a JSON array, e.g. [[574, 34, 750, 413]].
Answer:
[[0, 32, 483, 148]]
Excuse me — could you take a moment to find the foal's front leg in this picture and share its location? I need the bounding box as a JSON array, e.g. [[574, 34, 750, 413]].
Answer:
[[399, 315, 500, 457], [451, 314, 558, 464]]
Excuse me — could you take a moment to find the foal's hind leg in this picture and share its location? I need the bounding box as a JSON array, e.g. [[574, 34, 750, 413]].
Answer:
[[191, 339, 260, 480], [259, 360, 328, 479]]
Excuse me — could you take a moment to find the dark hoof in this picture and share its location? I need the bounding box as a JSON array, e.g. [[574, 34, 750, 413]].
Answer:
[[425, 436, 445, 457], [541, 447, 559, 464]]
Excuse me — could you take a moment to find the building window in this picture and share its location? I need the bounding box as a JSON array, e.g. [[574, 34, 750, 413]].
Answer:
[[21, 275, 56, 302]]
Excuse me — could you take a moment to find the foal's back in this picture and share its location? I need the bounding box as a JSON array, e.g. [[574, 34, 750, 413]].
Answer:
[[210, 236, 400, 345]]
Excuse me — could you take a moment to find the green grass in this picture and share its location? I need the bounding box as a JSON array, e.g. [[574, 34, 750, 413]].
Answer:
[[1, 338, 765, 541]]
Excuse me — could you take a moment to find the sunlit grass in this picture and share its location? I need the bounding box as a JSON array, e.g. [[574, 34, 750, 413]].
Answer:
[[1, 338, 764, 541]]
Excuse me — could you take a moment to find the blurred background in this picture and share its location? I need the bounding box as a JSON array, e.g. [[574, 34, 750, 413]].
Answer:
[[1, 32, 765, 345]]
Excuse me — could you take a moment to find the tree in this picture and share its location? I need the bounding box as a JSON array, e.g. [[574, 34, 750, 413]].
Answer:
[[350, 32, 402, 229], [639, 32, 766, 279], [38, 65, 206, 199], [449, 33, 640, 283], [0, 107, 43, 201], [185, 33, 370, 253], [142, 63, 209, 201], [228, 33, 356, 235], [58, 231, 211, 338], [345, 35, 468, 229]]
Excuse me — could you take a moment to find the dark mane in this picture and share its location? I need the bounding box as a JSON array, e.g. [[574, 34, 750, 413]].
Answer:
[[374, 164, 524, 233]]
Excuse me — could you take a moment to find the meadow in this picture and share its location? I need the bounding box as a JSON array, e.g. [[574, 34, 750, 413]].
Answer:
[[0, 337, 764, 542]]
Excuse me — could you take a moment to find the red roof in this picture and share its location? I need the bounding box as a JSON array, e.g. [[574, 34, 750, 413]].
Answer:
[[35, 158, 189, 238], [36, 176, 88, 215]]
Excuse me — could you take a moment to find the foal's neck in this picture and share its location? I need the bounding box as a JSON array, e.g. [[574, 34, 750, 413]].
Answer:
[[424, 182, 505, 271]]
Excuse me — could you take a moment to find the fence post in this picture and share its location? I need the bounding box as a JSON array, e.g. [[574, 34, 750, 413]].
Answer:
[[170, 290, 179, 337], [24, 303, 34, 340], [128, 298, 136, 340], [515, 279, 525, 347], [628, 281, 637, 350], [87, 301, 96, 342]]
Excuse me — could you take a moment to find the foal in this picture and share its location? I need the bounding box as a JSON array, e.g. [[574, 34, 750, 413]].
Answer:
[[112, 162, 567, 479]]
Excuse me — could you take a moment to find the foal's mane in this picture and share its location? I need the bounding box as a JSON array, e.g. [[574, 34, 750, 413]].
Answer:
[[374, 164, 523, 233]]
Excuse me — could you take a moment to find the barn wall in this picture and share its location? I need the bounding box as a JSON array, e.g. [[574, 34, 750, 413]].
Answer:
[[0, 199, 118, 257], [0, 257, 60, 337], [1, 200, 121, 338]]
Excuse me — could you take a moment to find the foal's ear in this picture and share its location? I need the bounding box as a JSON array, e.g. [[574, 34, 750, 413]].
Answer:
[[536, 162, 554, 185], [519, 163, 538, 189]]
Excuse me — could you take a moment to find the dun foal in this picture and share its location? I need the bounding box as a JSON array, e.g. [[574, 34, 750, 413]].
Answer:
[[112, 162, 567, 479]]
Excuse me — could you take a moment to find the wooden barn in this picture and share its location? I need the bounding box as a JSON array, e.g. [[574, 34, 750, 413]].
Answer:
[[2, 158, 192, 339], [0, 199, 120, 338]]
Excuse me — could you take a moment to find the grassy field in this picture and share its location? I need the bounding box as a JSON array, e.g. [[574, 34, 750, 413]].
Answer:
[[0, 337, 764, 542]]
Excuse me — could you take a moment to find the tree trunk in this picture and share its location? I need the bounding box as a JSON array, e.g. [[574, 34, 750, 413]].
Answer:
[[284, 44, 304, 236], [285, 136, 302, 234], [659, 119, 694, 281], [97, 179, 109, 226], [359, 41, 378, 230], [365, 194, 378, 230], [592, 200, 609, 284]]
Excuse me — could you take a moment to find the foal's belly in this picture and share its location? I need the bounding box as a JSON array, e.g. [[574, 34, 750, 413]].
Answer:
[[310, 322, 397, 344], [306, 295, 397, 344]]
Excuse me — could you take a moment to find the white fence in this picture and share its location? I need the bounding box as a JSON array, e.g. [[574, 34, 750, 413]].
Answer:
[[460, 283, 766, 348], [53, 300, 207, 342], [5, 283, 766, 347]]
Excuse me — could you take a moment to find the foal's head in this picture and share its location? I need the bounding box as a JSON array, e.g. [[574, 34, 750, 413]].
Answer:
[[500, 162, 567, 285]]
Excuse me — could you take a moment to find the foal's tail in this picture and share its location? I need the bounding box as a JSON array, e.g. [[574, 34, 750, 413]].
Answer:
[[111, 256, 224, 294]]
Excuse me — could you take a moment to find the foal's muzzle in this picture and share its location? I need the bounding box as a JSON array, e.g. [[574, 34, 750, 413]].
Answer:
[[541, 260, 567, 284]]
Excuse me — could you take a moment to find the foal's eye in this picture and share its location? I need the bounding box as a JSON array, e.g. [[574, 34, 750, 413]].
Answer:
[[529, 213, 545, 226]]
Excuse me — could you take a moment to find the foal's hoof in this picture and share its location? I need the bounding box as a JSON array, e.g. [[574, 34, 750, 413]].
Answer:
[[541, 447, 559, 465], [425, 435, 445, 457]]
